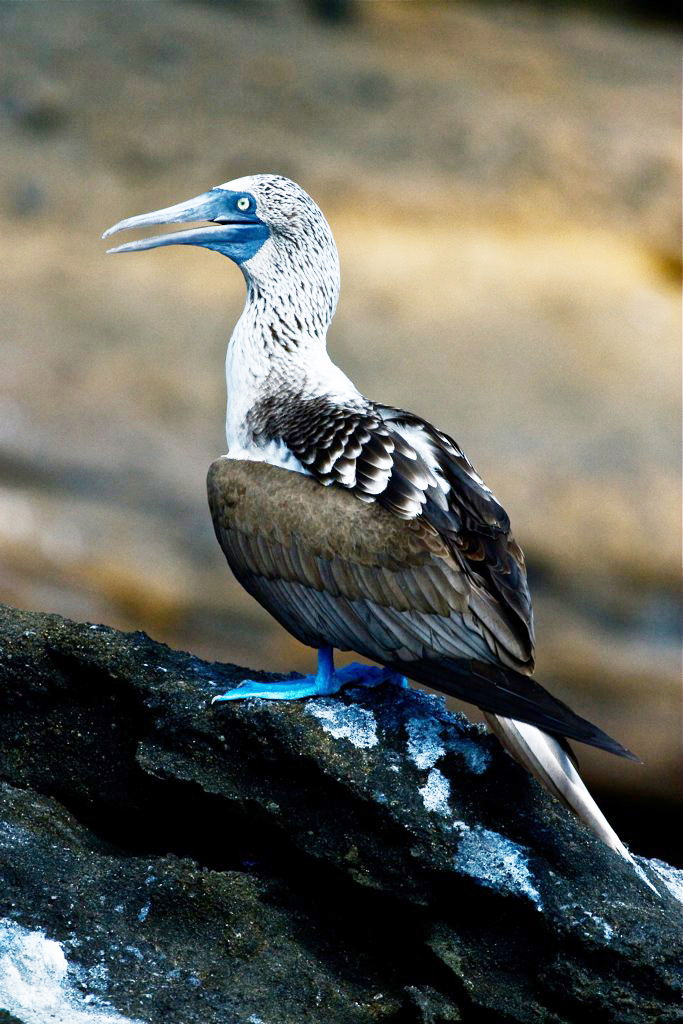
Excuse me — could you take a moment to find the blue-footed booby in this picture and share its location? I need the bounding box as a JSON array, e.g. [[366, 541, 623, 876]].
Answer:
[[104, 174, 638, 862]]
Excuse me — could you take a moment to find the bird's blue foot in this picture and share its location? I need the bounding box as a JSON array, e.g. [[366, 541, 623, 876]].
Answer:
[[211, 647, 408, 704]]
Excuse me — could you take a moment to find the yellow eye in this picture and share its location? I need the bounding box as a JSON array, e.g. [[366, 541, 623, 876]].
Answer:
[[237, 197, 250, 212]]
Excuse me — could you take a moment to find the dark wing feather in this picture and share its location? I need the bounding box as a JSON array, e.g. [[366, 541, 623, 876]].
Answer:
[[377, 406, 535, 658], [246, 394, 533, 671], [207, 459, 635, 760]]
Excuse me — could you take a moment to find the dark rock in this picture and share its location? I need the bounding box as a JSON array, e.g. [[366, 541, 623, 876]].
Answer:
[[0, 603, 680, 1023]]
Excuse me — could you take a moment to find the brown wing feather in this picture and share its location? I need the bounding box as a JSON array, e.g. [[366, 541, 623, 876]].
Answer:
[[207, 458, 634, 759], [247, 392, 534, 669], [376, 407, 535, 663]]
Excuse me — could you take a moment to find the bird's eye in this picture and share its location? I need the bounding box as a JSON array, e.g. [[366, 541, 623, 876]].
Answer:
[[236, 197, 251, 212]]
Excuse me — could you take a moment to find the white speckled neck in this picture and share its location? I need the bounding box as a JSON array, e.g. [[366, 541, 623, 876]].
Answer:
[[224, 218, 361, 463]]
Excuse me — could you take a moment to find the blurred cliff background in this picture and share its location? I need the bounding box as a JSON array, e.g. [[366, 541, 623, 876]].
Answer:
[[0, 0, 680, 862]]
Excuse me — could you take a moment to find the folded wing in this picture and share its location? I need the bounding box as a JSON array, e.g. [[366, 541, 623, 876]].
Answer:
[[208, 458, 634, 759]]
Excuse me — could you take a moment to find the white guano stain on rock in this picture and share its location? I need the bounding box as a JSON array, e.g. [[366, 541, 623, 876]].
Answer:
[[405, 697, 490, 776], [447, 730, 491, 775], [405, 708, 490, 817], [454, 827, 542, 907], [418, 768, 451, 816], [406, 717, 445, 770], [0, 918, 143, 1024], [304, 699, 378, 749], [558, 905, 615, 943], [648, 859, 683, 903], [584, 911, 614, 942]]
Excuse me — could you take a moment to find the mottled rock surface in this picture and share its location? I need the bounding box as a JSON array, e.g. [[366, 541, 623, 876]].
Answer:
[[0, 0, 679, 811], [0, 604, 681, 1024]]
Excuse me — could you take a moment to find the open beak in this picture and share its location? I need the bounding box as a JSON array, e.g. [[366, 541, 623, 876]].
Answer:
[[102, 188, 263, 255]]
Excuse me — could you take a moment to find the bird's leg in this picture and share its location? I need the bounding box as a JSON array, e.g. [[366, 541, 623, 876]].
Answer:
[[211, 647, 408, 704]]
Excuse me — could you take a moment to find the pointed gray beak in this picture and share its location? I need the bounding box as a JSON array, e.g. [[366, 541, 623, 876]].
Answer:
[[102, 188, 265, 255]]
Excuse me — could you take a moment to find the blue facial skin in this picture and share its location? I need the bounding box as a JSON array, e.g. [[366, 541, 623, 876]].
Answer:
[[104, 187, 270, 263], [201, 190, 270, 264], [212, 220, 269, 263]]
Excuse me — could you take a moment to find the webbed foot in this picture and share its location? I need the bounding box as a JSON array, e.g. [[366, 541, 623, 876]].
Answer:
[[211, 649, 408, 705]]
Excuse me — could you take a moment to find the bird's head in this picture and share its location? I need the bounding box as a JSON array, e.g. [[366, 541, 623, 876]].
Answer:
[[103, 174, 338, 281]]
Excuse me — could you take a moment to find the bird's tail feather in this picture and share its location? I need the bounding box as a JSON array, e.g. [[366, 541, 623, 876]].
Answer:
[[483, 712, 634, 862], [400, 657, 638, 760]]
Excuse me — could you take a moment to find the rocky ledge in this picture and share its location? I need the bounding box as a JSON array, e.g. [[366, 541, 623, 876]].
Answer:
[[0, 604, 681, 1024]]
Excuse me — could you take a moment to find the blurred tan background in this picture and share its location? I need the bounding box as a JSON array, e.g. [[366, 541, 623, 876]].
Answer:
[[0, 1, 680, 861]]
